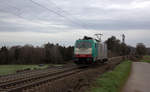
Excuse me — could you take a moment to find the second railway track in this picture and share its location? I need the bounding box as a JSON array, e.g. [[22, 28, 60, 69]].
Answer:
[[0, 66, 82, 92], [0, 56, 126, 92]]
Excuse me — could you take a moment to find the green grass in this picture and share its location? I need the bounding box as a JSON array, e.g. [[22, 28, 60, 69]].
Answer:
[[90, 61, 132, 92], [143, 55, 150, 58], [0, 65, 49, 75], [141, 59, 150, 63], [141, 55, 150, 63]]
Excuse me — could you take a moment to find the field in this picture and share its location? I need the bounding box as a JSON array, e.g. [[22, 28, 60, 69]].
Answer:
[[0, 64, 49, 75]]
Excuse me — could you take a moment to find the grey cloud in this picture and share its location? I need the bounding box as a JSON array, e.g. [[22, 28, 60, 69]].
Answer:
[[0, 0, 150, 31], [0, 0, 150, 47], [69, 19, 150, 30]]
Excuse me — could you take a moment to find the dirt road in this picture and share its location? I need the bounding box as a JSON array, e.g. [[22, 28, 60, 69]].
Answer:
[[122, 62, 150, 92]]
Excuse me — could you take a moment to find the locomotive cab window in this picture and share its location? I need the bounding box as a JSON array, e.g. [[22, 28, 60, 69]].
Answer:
[[76, 41, 91, 48]]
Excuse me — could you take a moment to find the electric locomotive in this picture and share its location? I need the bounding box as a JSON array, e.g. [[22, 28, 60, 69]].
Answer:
[[74, 36, 108, 65]]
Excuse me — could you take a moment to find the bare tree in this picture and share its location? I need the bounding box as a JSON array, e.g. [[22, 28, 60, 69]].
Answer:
[[136, 43, 147, 56]]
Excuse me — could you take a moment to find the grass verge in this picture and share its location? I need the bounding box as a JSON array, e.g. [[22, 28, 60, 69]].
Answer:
[[143, 55, 150, 58], [90, 61, 132, 92], [141, 55, 150, 63], [0, 65, 49, 75]]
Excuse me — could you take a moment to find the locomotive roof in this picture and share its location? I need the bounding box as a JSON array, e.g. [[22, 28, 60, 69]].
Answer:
[[78, 36, 100, 42], [76, 38, 98, 43]]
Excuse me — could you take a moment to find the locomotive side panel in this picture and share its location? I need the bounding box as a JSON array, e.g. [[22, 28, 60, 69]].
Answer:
[[104, 44, 108, 59], [97, 42, 108, 61], [97, 43, 102, 60]]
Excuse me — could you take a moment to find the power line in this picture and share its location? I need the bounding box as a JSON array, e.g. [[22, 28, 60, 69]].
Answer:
[[0, 3, 67, 28], [0, 1, 21, 14], [0, 9, 23, 19], [29, 0, 87, 29], [0, 0, 88, 30], [47, 0, 88, 29], [47, 0, 79, 21], [0, 1, 30, 21], [0, 8, 51, 28]]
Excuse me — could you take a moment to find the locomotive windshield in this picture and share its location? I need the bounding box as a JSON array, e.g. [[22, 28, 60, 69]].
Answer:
[[76, 41, 91, 48]]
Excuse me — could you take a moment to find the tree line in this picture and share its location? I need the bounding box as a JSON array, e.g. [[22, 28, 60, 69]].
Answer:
[[105, 36, 147, 57], [0, 43, 73, 64], [105, 36, 131, 57], [0, 36, 148, 64]]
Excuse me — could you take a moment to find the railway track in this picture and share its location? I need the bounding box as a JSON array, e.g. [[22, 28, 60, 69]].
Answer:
[[0, 64, 76, 84], [0, 66, 82, 92], [0, 56, 126, 92], [0, 68, 64, 84]]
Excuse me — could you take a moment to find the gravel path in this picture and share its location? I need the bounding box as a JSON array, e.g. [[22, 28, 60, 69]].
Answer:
[[122, 62, 150, 92]]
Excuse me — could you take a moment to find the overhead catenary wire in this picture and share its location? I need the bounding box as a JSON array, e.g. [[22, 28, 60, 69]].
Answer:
[[0, 2, 34, 22], [0, 9, 23, 19], [0, 2, 68, 28], [29, 0, 88, 29], [0, 0, 88, 30], [50, 0, 89, 29], [0, 1, 22, 15], [47, 0, 87, 28]]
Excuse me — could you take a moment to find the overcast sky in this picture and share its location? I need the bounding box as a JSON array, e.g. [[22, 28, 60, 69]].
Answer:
[[0, 0, 150, 47]]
